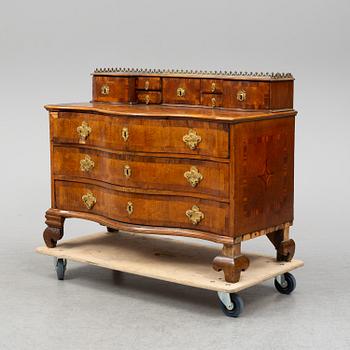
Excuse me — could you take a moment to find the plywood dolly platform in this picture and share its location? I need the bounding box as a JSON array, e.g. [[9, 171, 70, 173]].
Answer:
[[36, 231, 304, 317]]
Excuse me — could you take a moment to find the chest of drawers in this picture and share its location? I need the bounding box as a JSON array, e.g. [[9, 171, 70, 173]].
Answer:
[[43, 68, 297, 283]]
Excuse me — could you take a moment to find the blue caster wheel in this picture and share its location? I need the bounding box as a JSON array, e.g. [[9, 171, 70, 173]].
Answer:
[[274, 272, 296, 295], [55, 258, 67, 280], [217, 292, 244, 317]]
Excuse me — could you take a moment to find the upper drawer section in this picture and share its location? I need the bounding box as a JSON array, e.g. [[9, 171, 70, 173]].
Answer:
[[93, 76, 136, 103], [52, 112, 229, 159], [92, 73, 294, 110]]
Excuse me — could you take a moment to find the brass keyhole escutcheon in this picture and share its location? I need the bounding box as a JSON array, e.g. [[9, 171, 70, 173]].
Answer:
[[122, 127, 129, 142], [101, 84, 110, 95], [186, 205, 204, 225], [124, 165, 132, 178], [144, 80, 150, 90], [237, 90, 247, 102], [77, 121, 92, 144], [80, 155, 95, 172], [211, 82, 216, 93], [177, 87, 186, 97], [126, 201, 133, 215], [82, 191, 96, 210]]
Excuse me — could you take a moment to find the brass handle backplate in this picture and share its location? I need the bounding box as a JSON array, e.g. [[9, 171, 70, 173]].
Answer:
[[122, 127, 129, 142], [82, 192, 96, 210], [80, 155, 95, 172], [144, 80, 150, 90], [177, 87, 186, 97], [211, 97, 216, 108], [184, 166, 203, 187], [77, 121, 91, 144], [126, 201, 133, 215], [186, 205, 204, 225], [211, 82, 216, 92], [124, 165, 132, 178], [145, 94, 150, 105], [101, 84, 110, 95], [237, 90, 247, 102], [183, 129, 201, 150]]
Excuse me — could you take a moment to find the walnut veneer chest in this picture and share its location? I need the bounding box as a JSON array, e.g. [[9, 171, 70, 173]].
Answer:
[[43, 68, 297, 283]]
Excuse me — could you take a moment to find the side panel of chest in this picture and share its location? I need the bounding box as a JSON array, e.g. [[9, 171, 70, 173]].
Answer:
[[232, 117, 295, 236]]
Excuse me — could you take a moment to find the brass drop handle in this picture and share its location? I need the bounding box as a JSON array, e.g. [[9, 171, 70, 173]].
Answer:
[[82, 192, 96, 210], [237, 90, 247, 102], [211, 97, 216, 108], [80, 155, 95, 172], [126, 201, 133, 215], [186, 205, 204, 225], [77, 121, 91, 144], [211, 82, 216, 93], [184, 166, 203, 187], [145, 95, 150, 105], [122, 127, 129, 142], [177, 87, 186, 97], [101, 84, 110, 95], [124, 165, 132, 178], [183, 129, 202, 150], [144, 80, 150, 90]]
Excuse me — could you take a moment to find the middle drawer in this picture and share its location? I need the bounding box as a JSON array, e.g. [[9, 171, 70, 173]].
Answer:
[[53, 146, 229, 200]]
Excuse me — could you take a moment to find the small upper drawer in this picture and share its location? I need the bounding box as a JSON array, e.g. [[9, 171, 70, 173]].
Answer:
[[222, 81, 270, 109], [136, 77, 161, 90], [137, 91, 162, 104], [162, 78, 200, 105], [201, 79, 223, 94], [52, 112, 229, 158], [93, 76, 136, 103], [201, 94, 223, 108]]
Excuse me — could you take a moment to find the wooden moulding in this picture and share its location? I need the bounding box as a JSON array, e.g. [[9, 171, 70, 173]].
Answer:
[[36, 231, 303, 292], [233, 223, 292, 244]]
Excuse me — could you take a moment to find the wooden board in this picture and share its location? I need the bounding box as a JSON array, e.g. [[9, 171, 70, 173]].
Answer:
[[36, 232, 303, 293]]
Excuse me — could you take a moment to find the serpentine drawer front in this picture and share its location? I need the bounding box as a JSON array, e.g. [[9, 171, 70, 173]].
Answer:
[[55, 180, 229, 235], [44, 67, 297, 284], [52, 146, 229, 199], [52, 112, 229, 159]]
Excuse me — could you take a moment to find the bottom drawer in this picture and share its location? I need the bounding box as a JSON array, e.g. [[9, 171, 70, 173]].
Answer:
[[55, 180, 229, 235]]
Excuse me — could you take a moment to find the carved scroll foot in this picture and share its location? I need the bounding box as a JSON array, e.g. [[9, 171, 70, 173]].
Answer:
[[212, 243, 250, 283], [267, 227, 295, 262], [43, 209, 65, 248]]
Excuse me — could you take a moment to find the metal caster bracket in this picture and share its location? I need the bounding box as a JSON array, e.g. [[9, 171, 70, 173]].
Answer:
[[217, 291, 234, 310]]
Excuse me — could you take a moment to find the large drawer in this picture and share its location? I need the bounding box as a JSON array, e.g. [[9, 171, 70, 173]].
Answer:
[[52, 146, 229, 199], [55, 180, 230, 235], [52, 112, 229, 158]]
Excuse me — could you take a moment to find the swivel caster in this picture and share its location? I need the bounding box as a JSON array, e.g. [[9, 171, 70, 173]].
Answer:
[[274, 272, 296, 294], [217, 292, 244, 317], [54, 258, 67, 280]]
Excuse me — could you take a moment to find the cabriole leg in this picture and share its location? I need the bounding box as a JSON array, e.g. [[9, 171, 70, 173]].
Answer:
[[43, 209, 65, 248], [212, 243, 249, 283]]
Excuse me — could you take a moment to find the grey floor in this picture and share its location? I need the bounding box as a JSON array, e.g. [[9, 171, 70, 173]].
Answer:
[[1, 207, 349, 350]]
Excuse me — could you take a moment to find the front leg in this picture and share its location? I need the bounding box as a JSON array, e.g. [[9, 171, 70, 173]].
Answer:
[[213, 243, 249, 283], [267, 225, 295, 262], [43, 209, 65, 248]]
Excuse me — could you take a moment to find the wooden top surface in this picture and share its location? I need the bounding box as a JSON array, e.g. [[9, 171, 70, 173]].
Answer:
[[45, 102, 297, 123], [36, 231, 303, 292]]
